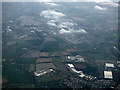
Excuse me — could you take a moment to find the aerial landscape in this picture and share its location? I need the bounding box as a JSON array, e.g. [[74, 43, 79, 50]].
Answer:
[[2, 1, 120, 89]]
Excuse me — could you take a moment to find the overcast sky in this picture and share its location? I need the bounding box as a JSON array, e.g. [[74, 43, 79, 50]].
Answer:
[[2, 0, 119, 2]]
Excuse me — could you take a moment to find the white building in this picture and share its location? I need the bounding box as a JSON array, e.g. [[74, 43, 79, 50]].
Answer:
[[34, 70, 46, 76], [68, 64, 74, 68], [68, 64, 83, 74], [71, 68, 83, 74], [104, 71, 113, 79], [34, 69, 54, 77], [117, 61, 120, 68], [79, 74, 85, 78], [67, 56, 76, 60], [105, 63, 114, 68], [117, 61, 120, 64]]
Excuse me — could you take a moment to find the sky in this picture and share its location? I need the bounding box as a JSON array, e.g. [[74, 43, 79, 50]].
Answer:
[[2, 0, 119, 2]]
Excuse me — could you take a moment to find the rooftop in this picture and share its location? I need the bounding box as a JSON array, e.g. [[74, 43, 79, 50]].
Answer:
[[79, 74, 85, 78], [104, 71, 113, 79], [68, 64, 74, 68], [34, 70, 46, 76], [105, 63, 114, 68], [117, 61, 120, 64]]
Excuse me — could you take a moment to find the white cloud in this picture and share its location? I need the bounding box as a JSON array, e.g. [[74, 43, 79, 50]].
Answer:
[[44, 2, 59, 6], [59, 28, 87, 34], [101, 2, 118, 7], [35, 0, 119, 3], [3, 0, 119, 2], [40, 9, 87, 35], [58, 22, 74, 28], [59, 28, 71, 34], [95, 5, 106, 10], [47, 21, 56, 26], [75, 29, 87, 33], [40, 10, 66, 19], [40, 10, 66, 27], [85, 0, 112, 3], [108, 3, 118, 7], [35, 0, 52, 2]]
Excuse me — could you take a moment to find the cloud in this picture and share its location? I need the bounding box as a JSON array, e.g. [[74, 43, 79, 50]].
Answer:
[[59, 28, 87, 34], [58, 22, 74, 28], [35, 0, 52, 2], [40, 10, 66, 28], [35, 0, 119, 3], [95, 5, 106, 10], [108, 3, 118, 7], [44, 2, 59, 6], [85, 0, 112, 3], [47, 21, 57, 26], [3, 0, 119, 2], [59, 28, 71, 34], [40, 10, 66, 19], [75, 29, 87, 33], [40, 9, 87, 34], [100, 2, 118, 7]]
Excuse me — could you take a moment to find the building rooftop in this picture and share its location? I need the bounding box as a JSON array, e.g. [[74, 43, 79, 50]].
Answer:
[[34, 69, 54, 76], [117, 61, 120, 64], [79, 74, 85, 78], [68, 64, 74, 68], [105, 63, 114, 68], [104, 71, 113, 79], [34, 70, 46, 76], [71, 68, 83, 74]]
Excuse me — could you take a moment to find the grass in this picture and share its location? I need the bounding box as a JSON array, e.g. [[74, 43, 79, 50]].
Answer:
[[3, 64, 31, 83], [21, 64, 30, 71], [29, 64, 34, 72], [2, 40, 33, 59], [41, 41, 64, 52], [36, 74, 53, 83], [16, 58, 37, 64]]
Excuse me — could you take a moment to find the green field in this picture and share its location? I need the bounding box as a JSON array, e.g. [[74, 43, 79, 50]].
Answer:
[[3, 63, 31, 83]]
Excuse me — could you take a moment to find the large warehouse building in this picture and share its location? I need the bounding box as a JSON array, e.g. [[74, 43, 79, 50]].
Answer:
[[104, 71, 113, 79]]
